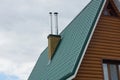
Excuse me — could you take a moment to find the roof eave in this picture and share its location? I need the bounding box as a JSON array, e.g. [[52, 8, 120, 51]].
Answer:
[[66, 0, 107, 79]]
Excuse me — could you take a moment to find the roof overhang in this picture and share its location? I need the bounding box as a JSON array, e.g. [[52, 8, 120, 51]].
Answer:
[[67, 0, 107, 79], [113, 0, 120, 12], [109, 0, 120, 17]]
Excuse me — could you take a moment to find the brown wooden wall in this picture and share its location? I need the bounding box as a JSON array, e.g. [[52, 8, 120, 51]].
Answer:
[[73, 16, 120, 80]]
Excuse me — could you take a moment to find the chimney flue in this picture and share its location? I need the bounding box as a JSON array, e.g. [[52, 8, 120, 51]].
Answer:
[[48, 12, 61, 63], [49, 12, 53, 34], [54, 12, 58, 35]]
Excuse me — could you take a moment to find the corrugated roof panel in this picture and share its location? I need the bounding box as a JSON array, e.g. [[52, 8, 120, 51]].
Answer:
[[28, 0, 105, 80]]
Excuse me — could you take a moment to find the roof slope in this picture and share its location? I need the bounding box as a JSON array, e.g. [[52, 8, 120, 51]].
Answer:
[[28, 0, 105, 80]]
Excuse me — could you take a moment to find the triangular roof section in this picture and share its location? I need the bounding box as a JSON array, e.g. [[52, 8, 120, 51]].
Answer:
[[28, 0, 106, 80], [103, 0, 120, 17], [110, 0, 120, 16]]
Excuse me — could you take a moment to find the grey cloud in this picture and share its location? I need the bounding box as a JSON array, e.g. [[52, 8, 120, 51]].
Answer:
[[0, 0, 91, 79]]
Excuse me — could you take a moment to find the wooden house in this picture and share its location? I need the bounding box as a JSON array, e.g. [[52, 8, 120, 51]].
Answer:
[[28, 0, 120, 80]]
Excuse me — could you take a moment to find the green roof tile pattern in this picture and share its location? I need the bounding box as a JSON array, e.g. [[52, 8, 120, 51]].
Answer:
[[28, 0, 105, 80]]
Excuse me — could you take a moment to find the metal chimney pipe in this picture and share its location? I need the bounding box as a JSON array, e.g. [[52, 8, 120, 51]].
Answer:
[[54, 12, 58, 35], [47, 12, 61, 63], [49, 12, 53, 34]]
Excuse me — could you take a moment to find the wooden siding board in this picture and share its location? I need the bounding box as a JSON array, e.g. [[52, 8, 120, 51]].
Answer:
[[73, 16, 120, 80]]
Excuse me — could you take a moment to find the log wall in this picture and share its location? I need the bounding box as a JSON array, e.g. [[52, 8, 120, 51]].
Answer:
[[73, 16, 120, 80]]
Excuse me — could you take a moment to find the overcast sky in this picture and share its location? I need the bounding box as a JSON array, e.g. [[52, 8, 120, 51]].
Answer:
[[0, 0, 90, 80]]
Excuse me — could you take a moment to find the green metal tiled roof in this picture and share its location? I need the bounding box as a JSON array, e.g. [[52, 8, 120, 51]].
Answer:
[[28, 0, 105, 80]]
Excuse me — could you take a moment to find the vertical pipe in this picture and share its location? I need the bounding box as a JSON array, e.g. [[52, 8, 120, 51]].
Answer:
[[49, 12, 53, 34], [54, 12, 58, 35]]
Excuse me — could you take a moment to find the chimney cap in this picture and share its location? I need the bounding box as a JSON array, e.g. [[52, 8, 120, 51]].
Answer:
[[49, 12, 52, 14], [54, 12, 58, 14], [47, 34, 61, 38]]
